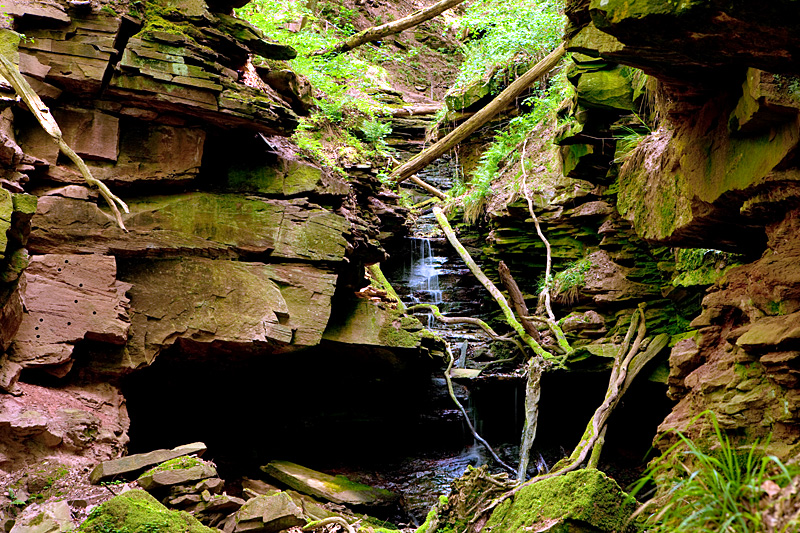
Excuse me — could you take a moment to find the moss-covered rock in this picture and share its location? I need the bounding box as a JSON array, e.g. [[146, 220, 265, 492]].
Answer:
[[77, 489, 215, 533], [486, 469, 637, 533], [575, 66, 635, 112], [260, 461, 398, 507]]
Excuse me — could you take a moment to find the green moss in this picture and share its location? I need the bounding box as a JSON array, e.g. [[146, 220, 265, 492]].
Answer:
[[77, 489, 214, 533], [486, 469, 637, 533], [140, 456, 202, 479]]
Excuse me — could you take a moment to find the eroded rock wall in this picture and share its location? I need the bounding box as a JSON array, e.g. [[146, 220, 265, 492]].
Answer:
[[0, 0, 431, 473], [563, 0, 800, 454]]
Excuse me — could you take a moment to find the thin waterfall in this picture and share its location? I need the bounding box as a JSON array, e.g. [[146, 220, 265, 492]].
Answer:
[[517, 357, 543, 481]]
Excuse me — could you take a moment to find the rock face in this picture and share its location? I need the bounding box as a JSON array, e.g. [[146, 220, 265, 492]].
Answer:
[[561, 0, 800, 456], [0, 0, 429, 475]]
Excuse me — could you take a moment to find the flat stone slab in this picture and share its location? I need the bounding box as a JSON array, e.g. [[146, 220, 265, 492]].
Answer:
[[235, 492, 305, 533], [89, 442, 206, 484], [138, 460, 217, 491], [450, 368, 482, 380], [260, 461, 398, 507]]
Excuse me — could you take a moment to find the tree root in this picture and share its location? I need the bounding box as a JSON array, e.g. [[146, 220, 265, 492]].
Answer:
[[0, 54, 129, 230], [468, 305, 671, 529], [367, 263, 405, 312], [520, 140, 570, 354], [444, 344, 516, 476], [432, 206, 565, 365], [302, 517, 355, 533]]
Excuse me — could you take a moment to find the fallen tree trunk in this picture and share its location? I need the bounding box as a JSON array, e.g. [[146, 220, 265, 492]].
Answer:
[[389, 104, 442, 116], [390, 44, 566, 184], [311, 0, 468, 56], [409, 175, 448, 200], [433, 206, 567, 363]]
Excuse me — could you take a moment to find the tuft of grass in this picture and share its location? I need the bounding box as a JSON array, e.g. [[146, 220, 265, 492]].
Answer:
[[630, 411, 799, 533]]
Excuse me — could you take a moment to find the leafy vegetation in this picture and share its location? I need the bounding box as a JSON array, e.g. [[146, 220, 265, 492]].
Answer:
[[631, 411, 799, 533], [235, 0, 401, 172], [447, 0, 565, 93], [454, 68, 573, 223], [551, 258, 592, 304]]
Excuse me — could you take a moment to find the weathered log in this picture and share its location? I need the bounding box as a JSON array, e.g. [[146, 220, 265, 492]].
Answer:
[[390, 44, 566, 183], [498, 261, 540, 342], [311, 0, 468, 56]]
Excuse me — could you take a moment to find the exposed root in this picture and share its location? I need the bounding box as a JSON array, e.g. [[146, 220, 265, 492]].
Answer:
[[444, 344, 516, 476], [0, 54, 129, 231]]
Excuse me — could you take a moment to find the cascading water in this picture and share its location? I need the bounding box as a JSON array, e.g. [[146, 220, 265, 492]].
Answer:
[[404, 237, 446, 327]]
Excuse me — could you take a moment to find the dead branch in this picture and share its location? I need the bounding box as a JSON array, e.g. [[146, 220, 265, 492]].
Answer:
[[0, 54, 129, 230], [433, 206, 567, 364], [498, 261, 540, 342], [311, 0, 468, 56], [390, 44, 565, 184]]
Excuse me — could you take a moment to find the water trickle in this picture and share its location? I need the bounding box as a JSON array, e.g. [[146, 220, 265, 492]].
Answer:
[[405, 237, 445, 306]]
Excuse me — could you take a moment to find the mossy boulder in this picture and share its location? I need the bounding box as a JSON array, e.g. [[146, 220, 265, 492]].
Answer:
[[77, 489, 215, 533], [137, 457, 217, 490], [486, 469, 637, 533]]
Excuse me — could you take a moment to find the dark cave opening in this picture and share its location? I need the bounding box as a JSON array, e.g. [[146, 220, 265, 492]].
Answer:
[[121, 341, 466, 481]]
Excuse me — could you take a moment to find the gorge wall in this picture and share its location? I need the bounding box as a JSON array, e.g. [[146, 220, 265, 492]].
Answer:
[[560, 0, 800, 455], [0, 0, 442, 476]]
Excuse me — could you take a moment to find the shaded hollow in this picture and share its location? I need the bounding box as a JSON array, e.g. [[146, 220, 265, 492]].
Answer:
[[121, 340, 468, 480]]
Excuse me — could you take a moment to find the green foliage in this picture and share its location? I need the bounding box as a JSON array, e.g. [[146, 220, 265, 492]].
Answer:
[[359, 118, 392, 144], [7, 488, 26, 506], [550, 258, 591, 304], [631, 411, 799, 533], [319, 2, 357, 35], [457, 69, 572, 223], [448, 0, 565, 92]]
